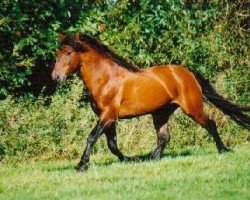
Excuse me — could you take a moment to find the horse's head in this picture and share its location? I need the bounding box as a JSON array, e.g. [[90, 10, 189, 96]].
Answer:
[[52, 33, 86, 82]]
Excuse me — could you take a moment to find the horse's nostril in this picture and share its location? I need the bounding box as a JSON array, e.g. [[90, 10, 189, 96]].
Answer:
[[51, 72, 58, 81], [52, 72, 66, 82], [56, 75, 62, 82]]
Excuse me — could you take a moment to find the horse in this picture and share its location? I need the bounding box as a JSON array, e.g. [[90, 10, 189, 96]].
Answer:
[[52, 33, 250, 172]]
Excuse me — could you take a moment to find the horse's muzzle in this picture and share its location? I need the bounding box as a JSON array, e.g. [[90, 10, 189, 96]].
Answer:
[[51, 71, 66, 83]]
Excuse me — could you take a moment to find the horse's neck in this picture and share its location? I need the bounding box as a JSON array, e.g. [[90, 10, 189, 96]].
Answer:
[[79, 53, 122, 98]]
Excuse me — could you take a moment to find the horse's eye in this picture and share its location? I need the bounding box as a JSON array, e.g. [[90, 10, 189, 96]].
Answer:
[[66, 52, 72, 55]]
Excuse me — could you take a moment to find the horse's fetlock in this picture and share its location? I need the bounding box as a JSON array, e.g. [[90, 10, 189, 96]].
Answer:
[[160, 133, 170, 142]]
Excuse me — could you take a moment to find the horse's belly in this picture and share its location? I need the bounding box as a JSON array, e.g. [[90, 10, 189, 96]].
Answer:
[[118, 78, 172, 117]]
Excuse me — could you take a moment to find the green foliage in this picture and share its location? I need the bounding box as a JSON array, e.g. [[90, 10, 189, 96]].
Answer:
[[0, 0, 90, 97], [0, 0, 249, 161], [0, 81, 249, 162], [0, 78, 96, 161], [0, 0, 249, 99]]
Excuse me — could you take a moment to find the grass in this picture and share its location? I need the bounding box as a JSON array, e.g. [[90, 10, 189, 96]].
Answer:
[[0, 144, 249, 200]]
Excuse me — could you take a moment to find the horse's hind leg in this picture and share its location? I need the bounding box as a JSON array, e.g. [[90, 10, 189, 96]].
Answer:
[[104, 122, 126, 161], [202, 117, 231, 153], [104, 122, 138, 162], [180, 100, 231, 153], [151, 104, 178, 159]]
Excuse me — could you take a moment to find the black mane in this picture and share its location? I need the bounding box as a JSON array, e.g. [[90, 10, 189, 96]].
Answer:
[[61, 34, 140, 72], [61, 35, 87, 52]]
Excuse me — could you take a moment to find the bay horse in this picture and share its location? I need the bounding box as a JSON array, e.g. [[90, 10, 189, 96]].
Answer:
[[52, 33, 250, 172]]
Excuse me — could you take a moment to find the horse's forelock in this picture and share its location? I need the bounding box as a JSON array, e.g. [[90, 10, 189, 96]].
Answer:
[[60, 35, 87, 52]]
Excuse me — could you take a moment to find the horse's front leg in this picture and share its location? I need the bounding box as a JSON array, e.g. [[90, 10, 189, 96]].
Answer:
[[76, 104, 119, 172], [76, 121, 107, 172]]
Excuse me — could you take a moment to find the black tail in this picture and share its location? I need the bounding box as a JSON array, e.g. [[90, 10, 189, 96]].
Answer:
[[192, 71, 250, 129]]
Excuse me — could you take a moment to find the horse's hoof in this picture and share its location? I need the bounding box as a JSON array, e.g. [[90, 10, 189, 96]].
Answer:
[[150, 155, 161, 160], [124, 156, 140, 163], [75, 164, 88, 173], [219, 147, 232, 154]]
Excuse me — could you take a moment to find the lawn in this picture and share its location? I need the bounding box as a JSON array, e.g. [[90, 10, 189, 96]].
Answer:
[[0, 144, 249, 200]]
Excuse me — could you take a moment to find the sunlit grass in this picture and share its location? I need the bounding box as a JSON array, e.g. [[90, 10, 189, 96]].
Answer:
[[0, 144, 249, 200]]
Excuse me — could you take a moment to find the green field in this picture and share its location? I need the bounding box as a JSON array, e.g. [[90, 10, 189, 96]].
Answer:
[[0, 144, 249, 200]]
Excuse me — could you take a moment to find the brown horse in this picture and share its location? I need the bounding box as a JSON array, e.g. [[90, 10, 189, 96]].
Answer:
[[52, 33, 250, 172]]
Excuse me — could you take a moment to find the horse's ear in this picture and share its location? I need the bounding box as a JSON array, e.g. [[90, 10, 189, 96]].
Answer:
[[58, 33, 66, 42], [75, 33, 81, 40]]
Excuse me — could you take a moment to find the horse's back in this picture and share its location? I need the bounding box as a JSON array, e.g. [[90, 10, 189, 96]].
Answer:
[[118, 65, 200, 117], [145, 64, 202, 97]]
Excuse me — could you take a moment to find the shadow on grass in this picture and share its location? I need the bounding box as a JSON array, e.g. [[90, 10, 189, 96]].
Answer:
[[45, 164, 76, 172], [136, 150, 193, 162], [45, 150, 197, 172]]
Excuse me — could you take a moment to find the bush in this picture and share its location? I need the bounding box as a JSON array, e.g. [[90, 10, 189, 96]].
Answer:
[[0, 0, 249, 162], [0, 79, 249, 162], [0, 0, 92, 98], [0, 1, 249, 100]]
